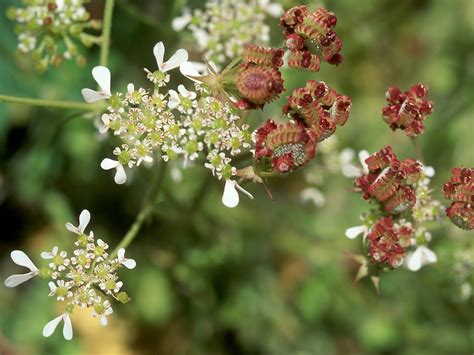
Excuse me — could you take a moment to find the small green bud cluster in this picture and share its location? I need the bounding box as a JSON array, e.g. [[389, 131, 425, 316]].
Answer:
[[7, 0, 101, 72]]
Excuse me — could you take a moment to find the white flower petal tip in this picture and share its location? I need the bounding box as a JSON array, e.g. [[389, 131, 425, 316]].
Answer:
[[81, 66, 112, 103], [172, 12, 191, 31], [117, 248, 136, 269], [179, 62, 205, 83], [406, 246, 438, 272], [153, 42, 188, 73], [43, 313, 73, 340], [423, 166, 435, 178], [358, 150, 370, 173], [100, 159, 127, 185], [4, 273, 37, 288], [345, 225, 367, 239], [65, 210, 91, 234], [222, 180, 254, 208]]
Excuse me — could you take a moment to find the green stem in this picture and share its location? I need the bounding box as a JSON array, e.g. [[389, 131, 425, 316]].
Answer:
[[0, 94, 101, 111], [100, 0, 115, 67], [410, 137, 425, 162], [109, 163, 168, 258]]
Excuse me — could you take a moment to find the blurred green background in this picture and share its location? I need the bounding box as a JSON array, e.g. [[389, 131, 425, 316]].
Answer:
[[0, 0, 473, 354]]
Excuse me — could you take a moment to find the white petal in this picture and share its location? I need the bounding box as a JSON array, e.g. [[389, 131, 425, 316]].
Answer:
[[4, 272, 36, 287], [101, 158, 119, 170], [78, 210, 91, 234], [167, 90, 180, 109], [41, 251, 53, 259], [11, 250, 38, 272], [65, 222, 78, 233], [420, 246, 437, 264], [265, 3, 284, 17], [339, 148, 355, 164], [222, 180, 239, 208], [122, 258, 136, 269], [193, 29, 210, 48], [407, 248, 423, 271], [179, 62, 203, 83], [153, 42, 165, 70], [127, 83, 135, 94], [114, 164, 127, 184], [345, 225, 367, 239], [42, 315, 63, 337], [178, 85, 196, 99], [100, 315, 108, 326], [171, 13, 191, 31], [81, 89, 108, 103], [48, 281, 57, 291], [189, 61, 209, 74], [62, 314, 73, 340], [358, 150, 370, 173], [162, 49, 189, 72], [234, 182, 254, 201], [92, 66, 111, 96], [342, 164, 362, 178], [423, 166, 435, 178], [117, 248, 125, 260], [300, 187, 326, 207]]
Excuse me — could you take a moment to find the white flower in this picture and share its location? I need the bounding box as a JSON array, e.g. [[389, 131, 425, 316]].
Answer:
[[117, 248, 136, 269], [300, 187, 326, 207], [91, 299, 113, 326], [81, 66, 112, 103], [406, 245, 437, 271], [65, 209, 91, 235], [168, 85, 197, 109], [153, 42, 188, 73], [341, 149, 370, 178], [4, 250, 39, 288], [422, 165, 435, 178], [221, 179, 254, 208], [100, 158, 127, 184], [42, 313, 73, 340], [258, 0, 284, 17], [345, 225, 369, 240], [171, 9, 191, 31]]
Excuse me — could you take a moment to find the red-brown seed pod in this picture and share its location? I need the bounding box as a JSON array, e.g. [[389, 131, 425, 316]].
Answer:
[[367, 216, 411, 269], [288, 50, 321, 72], [444, 167, 473, 230], [243, 45, 285, 68], [255, 120, 317, 174], [382, 83, 434, 137], [236, 65, 284, 106]]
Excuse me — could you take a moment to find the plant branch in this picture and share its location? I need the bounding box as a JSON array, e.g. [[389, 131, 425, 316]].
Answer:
[[100, 0, 115, 67], [109, 163, 168, 258], [0, 94, 101, 111]]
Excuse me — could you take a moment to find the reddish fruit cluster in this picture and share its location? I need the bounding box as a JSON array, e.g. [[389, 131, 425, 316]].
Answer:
[[280, 6, 343, 70], [367, 216, 412, 269], [255, 119, 317, 174], [355, 146, 422, 213], [382, 83, 434, 137], [235, 45, 285, 110], [443, 167, 473, 230], [283, 80, 351, 142]]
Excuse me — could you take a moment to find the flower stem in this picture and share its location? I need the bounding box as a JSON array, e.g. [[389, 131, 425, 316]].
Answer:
[[410, 137, 425, 162], [0, 94, 100, 111], [100, 0, 115, 67], [109, 163, 168, 258]]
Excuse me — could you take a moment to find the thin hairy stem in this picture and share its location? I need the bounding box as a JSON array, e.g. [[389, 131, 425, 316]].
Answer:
[[109, 163, 168, 258], [100, 0, 116, 67], [410, 137, 425, 162], [0, 95, 101, 111]]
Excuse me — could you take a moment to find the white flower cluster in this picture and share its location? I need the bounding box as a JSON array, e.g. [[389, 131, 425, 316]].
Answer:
[[82, 42, 252, 186], [343, 149, 443, 271], [172, 0, 283, 67], [4, 210, 135, 340], [7, 0, 100, 71]]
